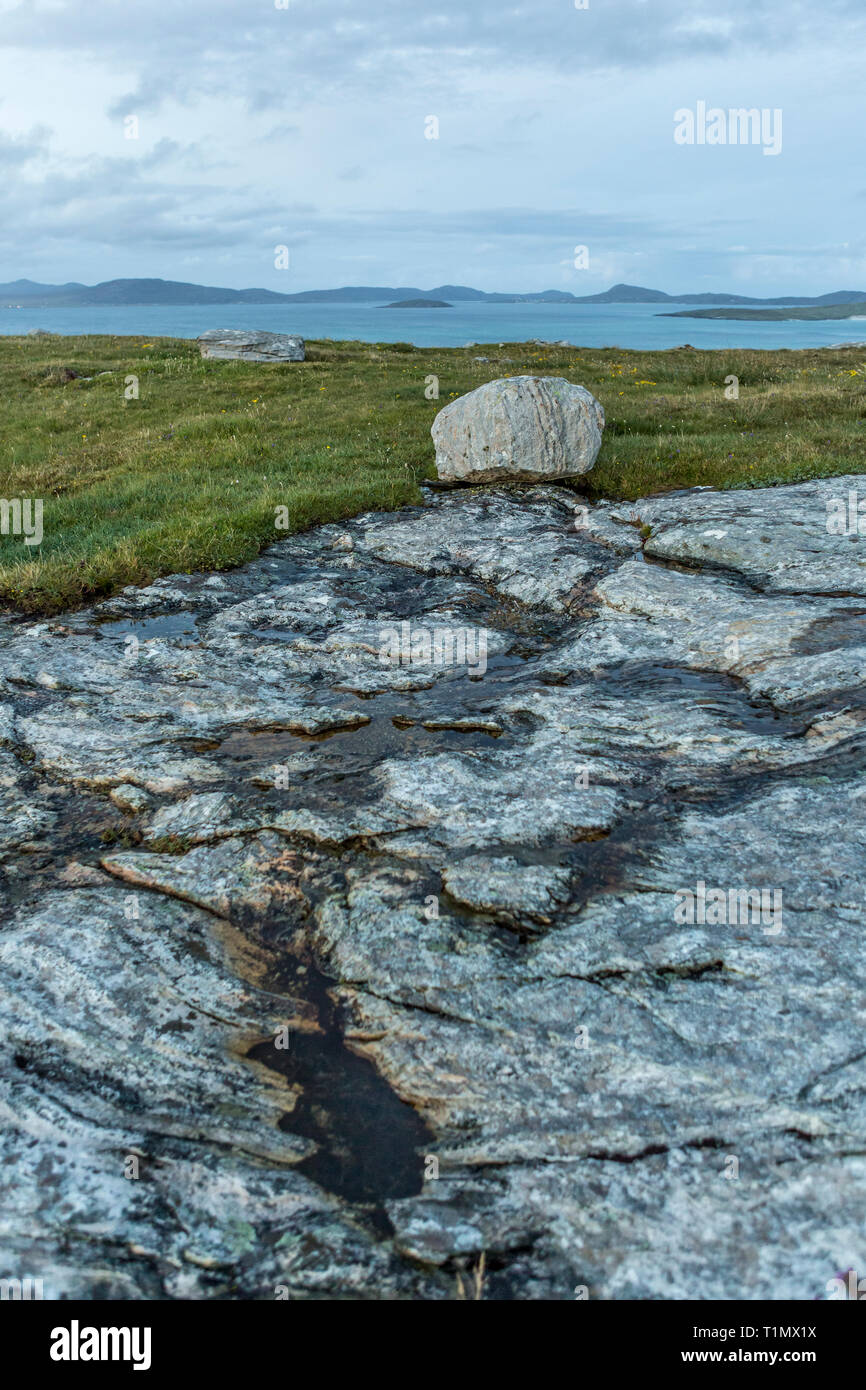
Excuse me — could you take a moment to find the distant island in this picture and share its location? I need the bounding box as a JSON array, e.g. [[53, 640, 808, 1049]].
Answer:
[[3, 276, 866, 308], [660, 302, 866, 321], [385, 298, 451, 309]]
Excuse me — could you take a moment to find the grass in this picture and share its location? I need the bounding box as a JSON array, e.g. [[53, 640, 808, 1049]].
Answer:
[[1, 333, 865, 614]]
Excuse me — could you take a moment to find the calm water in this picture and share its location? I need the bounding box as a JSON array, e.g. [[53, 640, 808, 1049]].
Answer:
[[2, 300, 865, 351]]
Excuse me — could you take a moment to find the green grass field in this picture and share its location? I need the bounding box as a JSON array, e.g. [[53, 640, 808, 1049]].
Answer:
[[1, 334, 864, 614]]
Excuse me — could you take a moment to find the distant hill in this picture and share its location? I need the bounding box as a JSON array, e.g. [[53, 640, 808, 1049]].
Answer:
[[0, 278, 586, 306], [660, 302, 866, 321], [0, 278, 87, 298], [2, 277, 865, 308], [0, 278, 302, 307], [571, 282, 866, 306]]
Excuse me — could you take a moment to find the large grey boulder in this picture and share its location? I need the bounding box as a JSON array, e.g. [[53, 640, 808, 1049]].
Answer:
[[198, 329, 305, 362], [431, 375, 604, 485]]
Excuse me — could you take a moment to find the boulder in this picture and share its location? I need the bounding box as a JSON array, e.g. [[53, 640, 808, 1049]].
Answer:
[[431, 375, 604, 485], [197, 329, 305, 362]]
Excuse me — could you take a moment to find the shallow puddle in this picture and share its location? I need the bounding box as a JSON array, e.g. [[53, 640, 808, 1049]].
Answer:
[[95, 611, 202, 646], [194, 704, 512, 776], [248, 944, 432, 1229], [591, 663, 798, 734]]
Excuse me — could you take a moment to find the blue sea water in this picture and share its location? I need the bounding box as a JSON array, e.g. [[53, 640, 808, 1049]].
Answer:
[[1, 300, 865, 351]]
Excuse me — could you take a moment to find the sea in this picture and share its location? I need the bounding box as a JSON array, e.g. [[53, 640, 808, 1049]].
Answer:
[[1, 300, 865, 351]]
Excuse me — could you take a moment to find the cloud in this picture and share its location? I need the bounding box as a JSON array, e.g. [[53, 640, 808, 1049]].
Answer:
[[0, 124, 51, 167], [4, 0, 864, 114]]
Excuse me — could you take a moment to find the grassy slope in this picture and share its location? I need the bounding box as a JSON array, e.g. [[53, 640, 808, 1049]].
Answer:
[[1, 334, 865, 614]]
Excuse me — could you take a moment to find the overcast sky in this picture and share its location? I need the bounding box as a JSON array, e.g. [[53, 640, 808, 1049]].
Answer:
[[0, 0, 863, 294]]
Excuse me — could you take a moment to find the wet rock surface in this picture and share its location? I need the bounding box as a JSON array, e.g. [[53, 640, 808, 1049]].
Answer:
[[1, 476, 865, 1299]]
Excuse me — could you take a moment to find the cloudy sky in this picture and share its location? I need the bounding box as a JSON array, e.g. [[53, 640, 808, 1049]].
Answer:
[[0, 0, 863, 295]]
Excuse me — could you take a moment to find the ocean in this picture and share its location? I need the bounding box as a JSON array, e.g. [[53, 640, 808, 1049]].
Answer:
[[1, 299, 865, 351]]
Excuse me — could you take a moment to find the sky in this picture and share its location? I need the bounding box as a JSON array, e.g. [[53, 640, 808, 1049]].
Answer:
[[0, 0, 864, 296]]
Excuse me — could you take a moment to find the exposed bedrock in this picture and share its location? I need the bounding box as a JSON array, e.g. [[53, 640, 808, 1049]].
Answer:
[[1, 475, 864, 1299]]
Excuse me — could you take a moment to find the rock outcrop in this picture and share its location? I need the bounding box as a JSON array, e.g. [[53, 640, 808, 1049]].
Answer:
[[431, 376, 604, 484], [198, 329, 305, 362], [1, 473, 865, 1299]]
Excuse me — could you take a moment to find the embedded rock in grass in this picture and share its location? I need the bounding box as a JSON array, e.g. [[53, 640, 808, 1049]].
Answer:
[[197, 329, 305, 362], [431, 376, 604, 485]]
